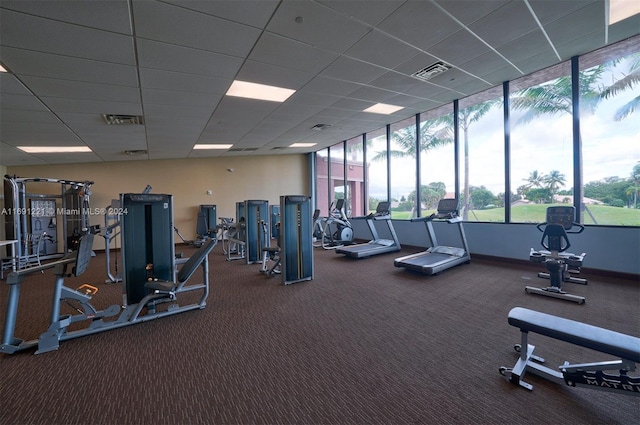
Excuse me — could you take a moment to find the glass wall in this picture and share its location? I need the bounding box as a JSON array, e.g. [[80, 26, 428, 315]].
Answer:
[[329, 142, 345, 214], [345, 135, 365, 217], [315, 148, 330, 217], [313, 36, 639, 227], [389, 117, 417, 219], [366, 127, 388, 213], [458, 86, 505, 222], [579, 39, 640, 226], [509, 62, 573, 223], [419, 105, 455, 216]]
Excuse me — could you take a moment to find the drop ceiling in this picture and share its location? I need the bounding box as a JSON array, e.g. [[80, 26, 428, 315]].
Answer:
[[0, 0, 638, 166]]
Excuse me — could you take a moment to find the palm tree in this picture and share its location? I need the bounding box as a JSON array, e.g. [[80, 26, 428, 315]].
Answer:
[[599, 52, 640, 121], [544, 170, 566, 196], [626, 163, 640, 208], [511, 54, 637, 219], [524, 170, 546, 190], [369, 118, 452, 162], [456, 101, 498, 220]]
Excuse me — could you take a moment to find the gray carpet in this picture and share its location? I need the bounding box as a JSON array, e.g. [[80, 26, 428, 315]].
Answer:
[[1, 243, 638, 424]]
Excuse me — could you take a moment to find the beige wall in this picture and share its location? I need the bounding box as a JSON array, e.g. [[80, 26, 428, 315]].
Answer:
[[3, 155, 308, 248]]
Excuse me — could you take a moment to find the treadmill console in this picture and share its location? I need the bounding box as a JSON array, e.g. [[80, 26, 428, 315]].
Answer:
[[434, 198, 459, 219], [375, 201, 391, 215]]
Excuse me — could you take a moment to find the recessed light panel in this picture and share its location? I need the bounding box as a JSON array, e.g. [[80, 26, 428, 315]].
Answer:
[[226, 80, 295, 102], [18, 146, 92, 153], [290, 142, 317, 148], [193, 144, 233, 150], [363, 103, 404, 115]]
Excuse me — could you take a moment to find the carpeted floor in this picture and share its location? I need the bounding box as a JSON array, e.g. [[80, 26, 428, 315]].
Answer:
[[1, 242, 638, 425]]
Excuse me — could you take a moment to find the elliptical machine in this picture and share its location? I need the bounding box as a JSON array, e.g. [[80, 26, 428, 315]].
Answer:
[[526, 206, 587, 304], [313, 199, 353, 249]]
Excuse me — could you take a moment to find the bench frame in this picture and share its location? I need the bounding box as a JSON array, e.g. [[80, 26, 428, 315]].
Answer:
[[500, 307, 640, 396]]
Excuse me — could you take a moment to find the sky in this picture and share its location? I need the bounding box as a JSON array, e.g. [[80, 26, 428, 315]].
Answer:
[[366, 79, 639, 201]]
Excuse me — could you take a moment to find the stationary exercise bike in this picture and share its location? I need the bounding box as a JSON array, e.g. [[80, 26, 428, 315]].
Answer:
[[526, 206, 587, 304], [313, 199, 353, 249]]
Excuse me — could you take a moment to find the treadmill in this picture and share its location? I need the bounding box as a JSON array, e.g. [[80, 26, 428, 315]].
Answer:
[[335, 201, 401, 259], [394, 198, 470, 274]]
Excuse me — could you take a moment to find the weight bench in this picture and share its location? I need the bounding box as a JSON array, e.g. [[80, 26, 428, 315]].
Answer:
[[500, 307, 640, 396]]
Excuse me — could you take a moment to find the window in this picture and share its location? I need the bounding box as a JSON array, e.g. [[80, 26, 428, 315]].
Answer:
[[345, 135, 365, 217], [389, 117, 417, 219], [579, 40, 640, 226], [329, 142, 346, 211], [419, 105, 455, 217], [315, 148, 330, 217], [366, 127, 389, 213], [509, 62, 573, 223], [459, 86, 505, 222]]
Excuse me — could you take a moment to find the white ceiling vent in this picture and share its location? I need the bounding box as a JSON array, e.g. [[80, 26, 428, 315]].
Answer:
[[411, 61, 452, 81], [102, 114, 144, 125], [311, 123, 331, 131]]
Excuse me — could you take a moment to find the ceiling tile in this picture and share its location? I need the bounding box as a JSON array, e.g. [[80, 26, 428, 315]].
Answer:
[[136, 39, 243, 78], [133, 1, 262, 57], [162, 0, 279, 28], [344, 30, 421, 69], [249, 33, 340, 74], [266, 1, 370, 52], [1, 9, 135, 64]]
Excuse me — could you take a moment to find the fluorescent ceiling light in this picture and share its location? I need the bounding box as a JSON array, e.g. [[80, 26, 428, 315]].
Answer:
[[226, 80, 295, 102], [363, 103, 404, 115], [18, 146, 92, 153], [0, 64, 7, 73], [609, 0, 640, 24], [290, 143, 317, 148], [193, 144, 233, 150]]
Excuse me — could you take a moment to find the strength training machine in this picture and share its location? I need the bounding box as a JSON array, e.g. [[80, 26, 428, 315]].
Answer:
[[394, 198, 470, 275], [279, 195, 313, 285], [1, 231, 216, 355], [2, 175, 94, 277], [335, 201, 400, 259], [500, 307, 639, 396], [526, 206, 587, 304]]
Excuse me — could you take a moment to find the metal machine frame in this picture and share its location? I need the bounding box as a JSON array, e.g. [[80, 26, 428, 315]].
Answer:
[[394, 198, 470, 275], [500, 307, 639, 396], [1, 231, 216, 355], [335, 201, 400, 259]]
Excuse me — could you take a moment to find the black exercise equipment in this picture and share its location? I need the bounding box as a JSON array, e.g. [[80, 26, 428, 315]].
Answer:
[[500, 307, 639, 396], [260, 221, 281, 278], [1, 232, 217, 354], [244, 200, 269, 265], [394, 199, 470, 275], [313, 199, 354, 249], [2, 175, 93, 275], [121, 193, 175, 305], [280, 195, 313, 285], [335, 201, 400, 259], [526, 206, 587, 304]]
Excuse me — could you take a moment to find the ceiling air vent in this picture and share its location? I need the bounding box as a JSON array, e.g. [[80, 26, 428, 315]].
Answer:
[[411, 61, 452, 82], [229, 147, 258, 152], [102, 114, 145, 125], [311, 124, 331, 131], [122, 149, 148, 156]]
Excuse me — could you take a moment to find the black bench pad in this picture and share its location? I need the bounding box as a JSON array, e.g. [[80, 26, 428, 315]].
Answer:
[[508, 307, 640, 363]]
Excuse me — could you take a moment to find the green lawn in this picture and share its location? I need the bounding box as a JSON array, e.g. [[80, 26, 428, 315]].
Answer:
[[390, 204, 640, 226]]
